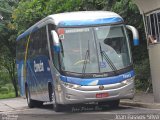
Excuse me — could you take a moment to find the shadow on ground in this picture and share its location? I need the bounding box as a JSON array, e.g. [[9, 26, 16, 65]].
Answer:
[[35, 103, 132, 113]]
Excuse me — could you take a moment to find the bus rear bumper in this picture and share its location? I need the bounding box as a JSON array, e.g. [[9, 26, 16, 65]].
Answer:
[[56, 79, 134, 105]]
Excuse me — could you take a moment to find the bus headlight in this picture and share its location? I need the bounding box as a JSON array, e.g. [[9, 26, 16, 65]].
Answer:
[[122, 78, 134, 85], [62, 82, 81, 89]]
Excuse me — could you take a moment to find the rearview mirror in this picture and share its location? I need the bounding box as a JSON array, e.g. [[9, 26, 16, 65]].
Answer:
[[51, 30, 60, 53], [126, 25, 139, 46]]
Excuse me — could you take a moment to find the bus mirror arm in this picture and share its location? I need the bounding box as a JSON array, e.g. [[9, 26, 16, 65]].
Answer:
[[51, 30, 60, 53], [126, 25, 139, 46]]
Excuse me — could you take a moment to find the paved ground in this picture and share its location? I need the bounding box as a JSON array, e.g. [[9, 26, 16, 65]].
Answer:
[[121, 91, 160, 109], [1, 106, 160, 120], [0, 97, 27, 112], [0, 97, 160, 120]]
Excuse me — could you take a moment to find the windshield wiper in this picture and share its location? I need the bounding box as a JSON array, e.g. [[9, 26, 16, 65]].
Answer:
[[99, 42, 117, 73], [82, 40, 90, 77]]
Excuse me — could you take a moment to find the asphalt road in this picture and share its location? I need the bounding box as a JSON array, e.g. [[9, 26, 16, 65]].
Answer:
[[0, 98, 160, 120]]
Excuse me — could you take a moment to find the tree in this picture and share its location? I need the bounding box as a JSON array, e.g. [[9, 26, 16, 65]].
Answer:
[[12, 0, 82, 34], [0, 0, 19, 97]]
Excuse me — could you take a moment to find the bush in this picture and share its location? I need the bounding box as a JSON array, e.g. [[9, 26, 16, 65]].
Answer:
[[134, 58, 151, 91], [0, 87, 9, 94], [5, 84, 14, 92], [0, 71, 10, 85], [0, 71, 15, 97], [0, 92, 15, 99]]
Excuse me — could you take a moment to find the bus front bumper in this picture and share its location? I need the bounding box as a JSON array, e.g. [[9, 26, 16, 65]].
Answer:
[[55, 78, 135, 104]]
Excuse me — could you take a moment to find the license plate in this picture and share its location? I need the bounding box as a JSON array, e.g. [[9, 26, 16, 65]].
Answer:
[[96, 93, 109, 98]]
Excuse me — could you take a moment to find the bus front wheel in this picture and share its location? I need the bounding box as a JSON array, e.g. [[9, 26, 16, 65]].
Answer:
[[108, 100, 120, 108], [98, 100, 120, 108], [52, 91, 62, 112]]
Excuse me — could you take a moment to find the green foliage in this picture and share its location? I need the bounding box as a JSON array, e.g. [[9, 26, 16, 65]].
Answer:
[[0, 71, 10, 85], [5, 83, 14, 91], [0, 82, 15, 95], [0, 70, 15, 95], [0, 0, 13, 14], [0, 0, 19, 97], [0, 92, 15, 99], [0, 78, 15, 98], [134, 59, 151, 91], [0, 87, 9, 94], [13, 0, 82, 34], [111, 0, 143, 26]]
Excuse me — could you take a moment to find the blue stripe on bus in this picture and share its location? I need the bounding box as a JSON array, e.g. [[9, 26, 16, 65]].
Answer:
[[60, 70, 135, 86], [58, 17, 123, 27], [17, 17, 123, 41]]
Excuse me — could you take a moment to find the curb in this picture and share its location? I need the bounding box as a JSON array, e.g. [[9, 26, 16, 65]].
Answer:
[[120, 100, 160, 109]]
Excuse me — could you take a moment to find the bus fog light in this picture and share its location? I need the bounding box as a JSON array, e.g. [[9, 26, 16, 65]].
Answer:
[[66, 95, 71, 99], [130, 88, 135, 93], [122, 78, 133, 85]]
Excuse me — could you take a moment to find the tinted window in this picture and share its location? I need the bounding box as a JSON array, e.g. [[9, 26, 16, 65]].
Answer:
[[16, 38, 27, 61], [28, 26, 49, 58]]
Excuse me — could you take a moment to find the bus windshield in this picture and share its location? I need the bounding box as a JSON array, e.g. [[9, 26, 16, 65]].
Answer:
[[58, 25, 132, 74]]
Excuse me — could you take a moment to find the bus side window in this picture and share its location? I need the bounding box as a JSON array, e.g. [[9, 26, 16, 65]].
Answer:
[[28, 34, 34, 58], [48, 24, 60, 70], [29, 31, 37, 58], [29, 26, 49, 59], [40, 26, 49, 58], [16, 37, 26, 61]]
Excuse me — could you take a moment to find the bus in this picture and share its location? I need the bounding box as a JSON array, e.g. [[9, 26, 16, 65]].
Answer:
[[134, 0, 160, 102], [16, 11, 139, 112]]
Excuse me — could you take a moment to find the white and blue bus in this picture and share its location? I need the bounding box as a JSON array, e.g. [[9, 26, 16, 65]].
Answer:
[[16, 11, 139, 112]]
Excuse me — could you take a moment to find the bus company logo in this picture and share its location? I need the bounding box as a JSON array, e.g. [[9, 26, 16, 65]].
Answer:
[[99, 85, 104, 90], [122, 73, 131, 79], [93, 73, 108, 78], [34, 60, 44, 72]]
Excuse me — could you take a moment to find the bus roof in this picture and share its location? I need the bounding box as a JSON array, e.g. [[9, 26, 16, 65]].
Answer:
[[17, 11, 123, 41]]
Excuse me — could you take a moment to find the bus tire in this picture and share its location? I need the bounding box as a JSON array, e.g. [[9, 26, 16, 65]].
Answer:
[[109, 100, 120, 108], [25, 85, 34, 108], [98, 100, 120, 108], [54, 102, 62, 112], [25, 84, 43, 108], [52, 90, 62, 112], [33, 100, 43, 108], [108, 100, 120, 108]]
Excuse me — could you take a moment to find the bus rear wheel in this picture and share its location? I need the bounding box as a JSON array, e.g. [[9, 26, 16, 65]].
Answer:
[[26, 86, 34, 108], [26, 86, 43, 108]]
